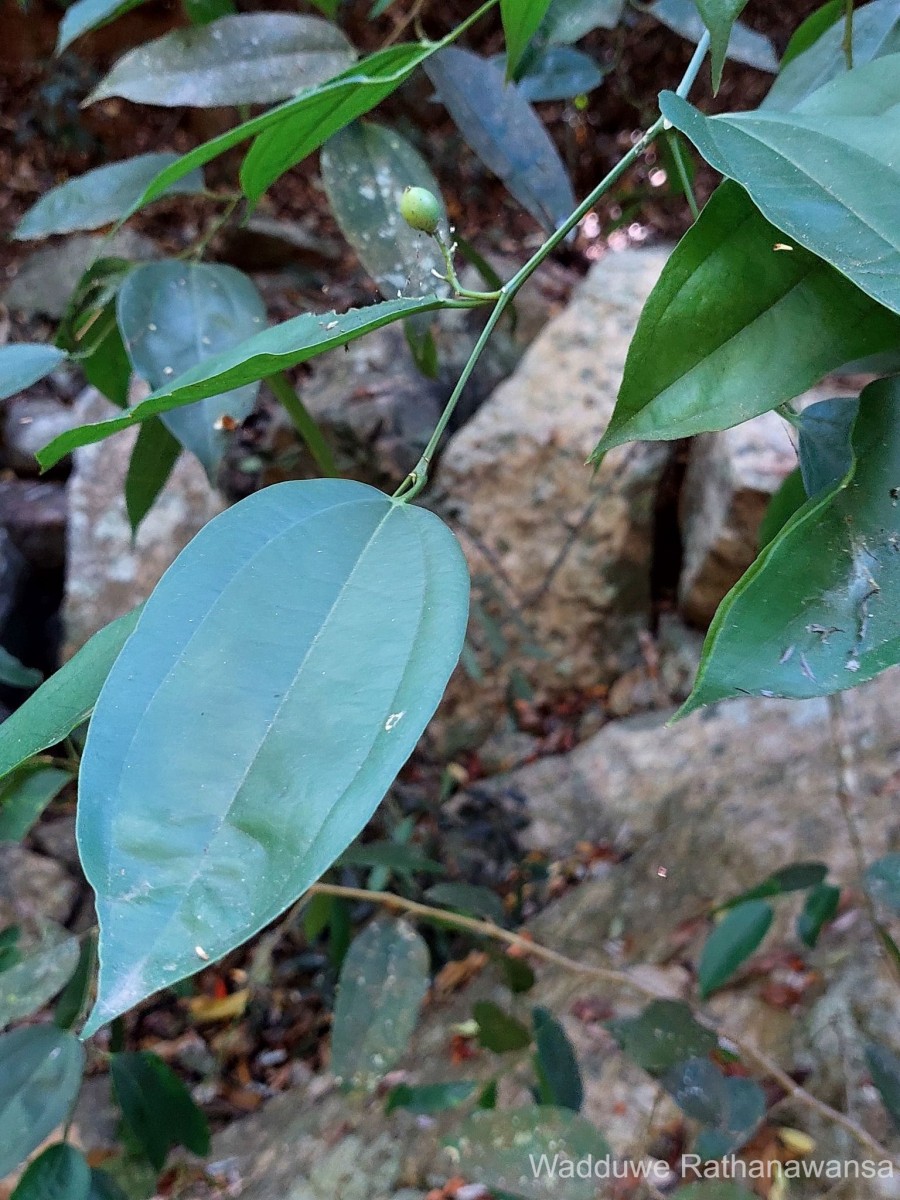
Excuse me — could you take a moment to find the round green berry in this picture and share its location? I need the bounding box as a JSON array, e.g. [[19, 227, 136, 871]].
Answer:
[[399, 186, 442, 235]]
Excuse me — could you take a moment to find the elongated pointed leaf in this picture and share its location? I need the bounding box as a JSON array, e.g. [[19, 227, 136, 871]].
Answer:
[[125, 418, 181, 535], [0, 766, 73, 843], [14, 155, 204, 241], [88, 14, 355, 108], [682, 378, 900, 713], [541, 0, 626, 43], [781, 0, 844, 68], [532, 1006, 583, 1111], [425, 48, 575, 232], [0, 345, 67, 402], [10, 1144, 91, 1200], [592, 182, 900, 457], [695, 0, 750, 89], [797, 882, 840, 947], [698, 900, 773, 996], [501, 0, 553, 77], [78, 479, 469, 1034], [660, 57, 900, 316], [0, 646, 42, 691], [0, 926, 80, 1030], [719, 861, 829, 908], [38, 295, 455, 469], [0, 1026, 85, 1178], [648, 0, 778, 72], [110, 1051, 209, 1170], [0, 608, 140, 783], [56, 0, 146, 52], [331, 918, 430, 1088]]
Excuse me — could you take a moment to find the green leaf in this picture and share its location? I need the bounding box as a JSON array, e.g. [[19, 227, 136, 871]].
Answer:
[[674, 1187, 757, 1200], [496, 953, 536, 994], [125, 418, 181, 535], [77, 480, 468, 1033], [698, 900, 773, 997], [337, 841, 445, 875], [797, 882, 841, 947], [695, 0, 750, 89], [425, 48, 575, 233], [540, 0, 626, 43], [183, 0, 235, 24], [591, 182, 900, 457], [866, 1041, 900, 1127], [0, 608, 139, 784], [110, 1051, 209, 1171], [865, 853, 900, 915], [796, 396, 859, 496], [0, 345, 67, 402], [648, 0, 778, 72], [513, 46, 605, 101], [664, 1057, 765, 1159], [321, 121, 447, 300], [331, 918, 430, 1089], [501, 0, 553, 77], [765, 0, 900, 109], [532, 1006, 583, 1111], [446, 1107, 611, 1200], [606, 999, 717, 1075], [473, 1000, 532, 1052], [311, 0, 341, 15], [85, 1171, 128, 1200], [0, 925, 80, 1029], [386, 1080, 477, 1114], [14, 155, 204, 241], [0, 646, 42, 690], [719, 862, 829, 909], [56, 0, 146, 52], [54, 931, 98, 1031], [682, 378, 900, 712], [38, 295, 453, 469], [0, 1026, 85, 1178], [56, 259, 134, 409], [0, 928, 22, 974], [759, 468, 806, 548], [10, 1144, 91, 1200], [88, 14, 355, 108], [117, 261, 267, 478], [425, 882, 507, 924], [0, 766, 73, 843], [660, 57, 900, 316]]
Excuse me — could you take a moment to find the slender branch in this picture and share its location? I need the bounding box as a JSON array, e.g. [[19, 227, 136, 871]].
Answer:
[[667, 131, 699, 222], [266, 372, 339, 479], [309, 881, 898, 1167], [842, 0, 855, 70]]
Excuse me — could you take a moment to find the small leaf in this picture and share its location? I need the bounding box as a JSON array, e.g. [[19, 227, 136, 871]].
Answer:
[[695, 0, 750, 89], [385, 1080, 477, 1114], [473, 1000, 532, 1052], [866, 1041, 900, 1127], [0, 925, 80, 1029], [532, 1006, 583, 1111], [0, 766, 73, 843], [14, 155, 204, 240], [501, 0, 553, 77], [54, 931, 98, 1031], [110, 1051, 209, 1171], [607, 999, 717, 1075], [56, 0, 146, 52], [0, 1026, 85, 1178], [125, 418, 181, 535], [648, 0, 778, 72], [698, 900, 773, 997], [10, 1144, 91, 1200], [338, 841, 445, 875], [56, 258, 134, 409], [424, 48, 576, 232], [513, 46, 605, 101], [425, 882, 507, 925], [779, 0, 843, 68], [183, 0, 236, 24], [540, 0, 626, 44], [446, 1106, 611, 1200], [797, 883, 841, 948], [0, 646, 42, 690], [796, 396, 859, 497], [719, 862, 829, 909], [0, 345, 67, 402], [0, 608, 140, 784], [497, 954, 536, 994], [664, 1057, 765, 1159], [331, 918, 430, 1088], [865, 854, 900, 915]]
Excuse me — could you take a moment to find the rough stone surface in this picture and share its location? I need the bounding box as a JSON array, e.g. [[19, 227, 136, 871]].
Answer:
[[431, 248, 672, 744], [2, 398, 78, 475], [0, 845, 77, 927], [678, 409, 799, 626], [0, 480, 67, 570], [63, 388, 225, 655]]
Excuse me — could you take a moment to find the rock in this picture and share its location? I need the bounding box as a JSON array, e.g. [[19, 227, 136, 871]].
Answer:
[[678, 409, 797, 626], [0, 529, 27, 633], [219, 216, 343, 273], [0, 845, 77, 927], [2, 397, 78, 474], [0, 480, 67, 570], [63, 388, 225, 656], [431, 248, 672, 744]]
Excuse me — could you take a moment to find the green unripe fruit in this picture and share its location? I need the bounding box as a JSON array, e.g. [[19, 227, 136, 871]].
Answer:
[[399, 186, 442, 235]]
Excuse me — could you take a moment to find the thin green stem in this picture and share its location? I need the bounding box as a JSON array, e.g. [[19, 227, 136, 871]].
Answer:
[[842, 0, 855, 69], [266, 371, 339, 479], [675, 30, 712, 98], [667, 130, 700, 221]]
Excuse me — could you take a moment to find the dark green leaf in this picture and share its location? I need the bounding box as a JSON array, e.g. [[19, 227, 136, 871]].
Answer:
[[0, 928, 22, 974], [183, 0, 235, 24], [56, 259, 133, 409], [0, 608, 139, 784], [0, 1026, 85, 1178], [719, 862, 829, 909], [648, 0, 778, 72], [607, 999, 717, 1075], [759, 468, 806, 549], [14, 155, 204, 240], [502, 0, 553, 77], [865, 853, 900, 915], [54, 931, 98, 1031], [514, 46, 605, 101], [385, 1080, 477, 1114], [38, 295, 455, 469], [698, 900, 773, 997], [56, 0, 146, 52], [404, 320, 439, 378], [85, 1170, 129, 1200], [682, 379, 900, 712], [10, 1144, 91, 1200], [0, 924, 80, 1029], [110, 1051, 209, 1171], [0, 766, 73, 843], [532, 1006, 583, 1111], [78, 480, 468, 1033], [779, 0, 843, 68], [664, 1057, 765, 1159], [425, 882, 507, 924], [0, 345, 67, 402], [338, 841, 445, 875], [125, 418, 181, 536], [866, 1041, 900, 1127], [540, 0, 625, 43], [0, 646, 42, 690], [473, 1000, 532, 1052], [797, 883, 841, 947], [695, 0, 750, 89], [424, 48, 576, 232], [660, 58, 900, 316], [497, 953, 536, 994], [592, 182, 900, 457], [331, 918, 430, 1088], [796, 396, 859, 497], [117, 261, 267, 478]]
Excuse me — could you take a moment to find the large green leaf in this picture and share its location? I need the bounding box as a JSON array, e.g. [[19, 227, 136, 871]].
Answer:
[[117, 261, 267, 478], [0, 1026, 85, 1178], [14, 155, 204, 240], [698, 900, 773, 996], [607, 1000, 717, 1074], [77, 479, 469, 1034], [88, 14, 356, 108], [501, 0, 553, 77], [0, 608, 140, 783], [0, 766, 73, 842], [0, 345, 67, 402], [424, 48, 576, 232], [331, 918, 430, 1088], [764, 0, 900, 111], [0, 925, 80, 1030], [648, 0, 778, 73], [660, 56, 900, 316], [682, 378, 900, 713], [56, 0, 146, 52], [37, 295, 456, 470], [110, 1051, 209, 1170], [540, 0, 626, 43], [695, 0, 750, 89], [592, 182, 900, 457], [10, 1144, 91, 1200], [321, 121, 447, 299]]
